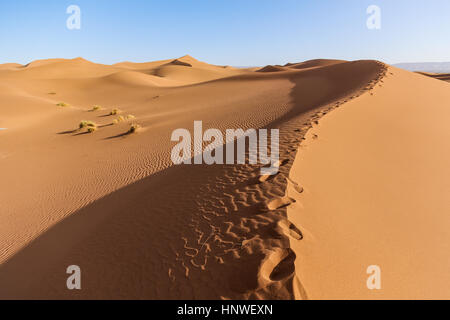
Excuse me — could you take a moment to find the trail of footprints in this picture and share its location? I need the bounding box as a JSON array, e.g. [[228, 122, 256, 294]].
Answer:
[[177, 62, 389, 299]]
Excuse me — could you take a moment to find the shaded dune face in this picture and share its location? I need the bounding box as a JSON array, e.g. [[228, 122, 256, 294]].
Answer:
[[257, 59, 346, 73], [257, 65, 289, 73], [167, 59, 193, 67], [284, 59, 346, 70], [0, 56, 384, 299]]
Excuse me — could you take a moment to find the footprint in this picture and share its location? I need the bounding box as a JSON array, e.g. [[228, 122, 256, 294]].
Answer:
[[277, 219, 303, 240], [270, 159, 289, 169], [287, 178, 304, 194], [258, 159, 288, 183], [258, 248, 297, 284], [301, 125, 310, 131], [269, 249, 297, 281], [168, 268, 176, 282], [278, 159, 289, 167], [267, 196, 296, 210], [258, 174, 274, 183]]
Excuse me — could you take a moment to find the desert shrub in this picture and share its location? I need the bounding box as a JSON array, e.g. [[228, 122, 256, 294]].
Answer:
[[87, 126, 97, 133], [79, 120, 96, 129], [110, 108, 121, 115], [128, 124, 141, 134], [112, 116, 125, 125], [92, 105, 102, 111], [57, 102, 69, 107], [126, 114, 136, 120]]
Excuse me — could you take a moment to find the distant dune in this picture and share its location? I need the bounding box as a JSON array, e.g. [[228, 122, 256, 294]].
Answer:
[[416, 72, 450, 82], [0, 55, 448, 299], [394, 62, 450, 73], [0, 63, 22, 70], [284, 59, 346, 70], [257, 65, 289, 73]]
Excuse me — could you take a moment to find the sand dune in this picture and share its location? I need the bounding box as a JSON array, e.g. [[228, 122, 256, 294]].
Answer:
[[257, 59, 346, 73], [114, 55, 246, 85], [0, 55, 446, 299], [417, 71, 450, 82], [0, 63, 22, 70], [285, 59, 346, 70], [288, 67, 450, 299], [101, 70, 182, 87], [5, 58, 118, 79], [257, 65, 290, 73]]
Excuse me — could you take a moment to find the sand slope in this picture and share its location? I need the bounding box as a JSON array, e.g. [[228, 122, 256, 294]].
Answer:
[[0, 55, 423, 299], [288, 67, 450, 299]]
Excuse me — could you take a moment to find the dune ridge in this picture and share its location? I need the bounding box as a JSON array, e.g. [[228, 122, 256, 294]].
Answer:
[[417, 71, 450, 82], [0, 56, 388, 299]]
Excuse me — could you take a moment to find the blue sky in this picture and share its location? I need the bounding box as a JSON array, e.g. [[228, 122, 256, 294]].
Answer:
[[0, 0, 449, 66]]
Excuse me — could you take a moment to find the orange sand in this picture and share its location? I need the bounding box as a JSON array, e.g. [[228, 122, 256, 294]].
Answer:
[[288, 67, 450, 299], [0, 56, 446, 299]]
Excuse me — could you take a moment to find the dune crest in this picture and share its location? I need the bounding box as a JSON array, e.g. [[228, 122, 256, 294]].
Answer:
[[285, 59, 346, 70]]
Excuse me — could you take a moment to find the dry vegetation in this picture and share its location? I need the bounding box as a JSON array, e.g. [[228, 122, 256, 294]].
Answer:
[[110, 108, 121, 115], [128, 123, 141, 133]]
